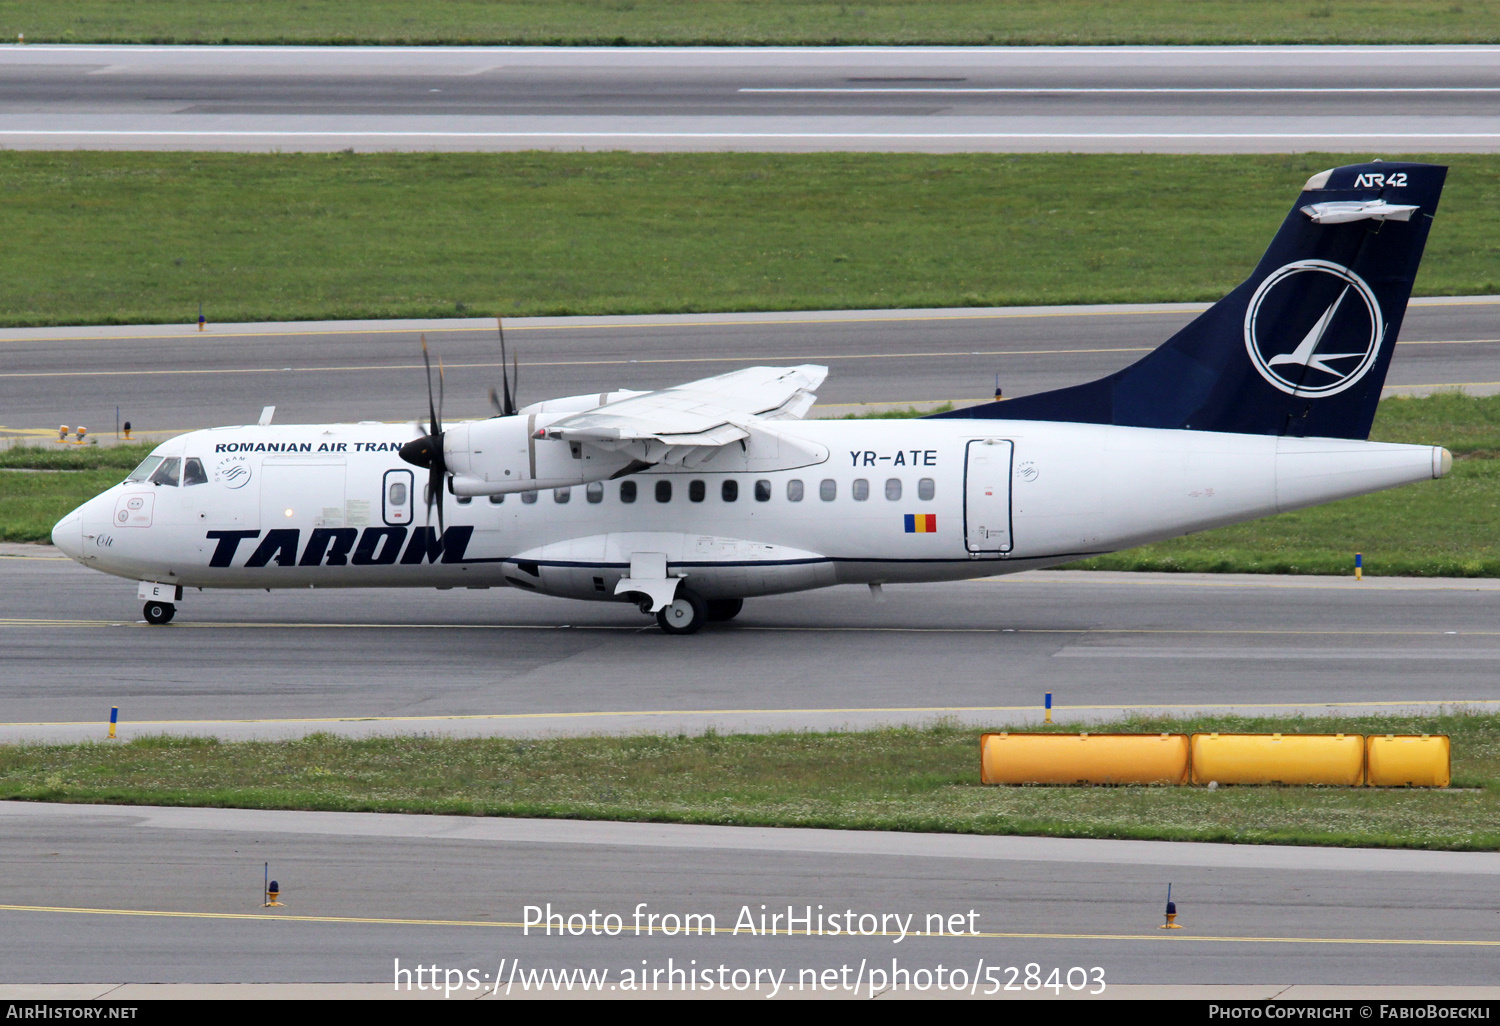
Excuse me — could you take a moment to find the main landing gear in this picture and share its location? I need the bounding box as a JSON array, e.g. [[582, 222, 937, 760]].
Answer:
[[654, 591, 745, 634], [656, 589, 707, 634], [142, 601, 176, 625], [706, 598, 743, 622]]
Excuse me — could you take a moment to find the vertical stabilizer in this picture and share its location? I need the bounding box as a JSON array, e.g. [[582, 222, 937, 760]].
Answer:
[[934, 161, 1447, 440]]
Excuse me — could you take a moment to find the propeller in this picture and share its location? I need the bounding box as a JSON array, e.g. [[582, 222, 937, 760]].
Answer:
[[397, 334, 447, 535], [488, 316, 519, 418]]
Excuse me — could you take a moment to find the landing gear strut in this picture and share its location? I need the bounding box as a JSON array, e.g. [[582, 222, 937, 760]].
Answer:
[[142, 601, 176, 625]]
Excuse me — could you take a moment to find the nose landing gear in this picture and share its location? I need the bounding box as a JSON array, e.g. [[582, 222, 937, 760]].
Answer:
[[137, 582, 182, 625], [142, 601, 176, 625]]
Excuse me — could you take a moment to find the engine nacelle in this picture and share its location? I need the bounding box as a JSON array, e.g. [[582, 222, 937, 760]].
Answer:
[[443, 416, 638, 496]]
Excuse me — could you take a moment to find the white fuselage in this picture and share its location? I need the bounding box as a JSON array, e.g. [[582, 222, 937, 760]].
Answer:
[[52, 417, 1447, 603]]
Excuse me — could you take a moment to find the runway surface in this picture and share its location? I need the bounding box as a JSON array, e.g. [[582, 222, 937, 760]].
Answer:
[[3, 298, 1498, 440], [2, 45, 1499, 152], [2, 802, 1498, 989], [4, 543, 1498, 739]]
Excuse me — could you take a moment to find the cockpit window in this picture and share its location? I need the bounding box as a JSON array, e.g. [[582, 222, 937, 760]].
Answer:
[[182, 458, 208, 486], [125, 456, 164, 483], [148, 457, 181, 487]]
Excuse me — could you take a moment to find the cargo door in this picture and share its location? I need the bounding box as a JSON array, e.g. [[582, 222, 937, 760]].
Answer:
[[259, 457, 348, 529], [963, 439, 1013, 554]]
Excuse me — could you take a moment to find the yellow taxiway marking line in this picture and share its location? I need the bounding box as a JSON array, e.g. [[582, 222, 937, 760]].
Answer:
[[1, 699, 1494, 730], [7, 297, 1499, 346], [1384, 381, 1500, 390], [0, 904, 1494, 948], [1, 616, 1499, 637], [0, 346, 1155, 381], [3, 338, 1497, 382], [975, 575, 1500, 592], [1, 338, 1494, 384], [0, 307, 1226, 346]]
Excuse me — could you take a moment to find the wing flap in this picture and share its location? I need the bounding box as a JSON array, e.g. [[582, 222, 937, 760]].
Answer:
[[543, 365, 826, 457]]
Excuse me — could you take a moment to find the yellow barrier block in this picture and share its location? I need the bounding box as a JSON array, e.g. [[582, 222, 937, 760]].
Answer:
[[980, 732, 1190, 786], [1190, 733, 1364, 786], [1366, 734, 1451, 788]]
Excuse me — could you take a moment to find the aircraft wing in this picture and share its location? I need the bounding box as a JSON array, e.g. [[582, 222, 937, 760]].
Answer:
[[541, 365, 827, 464]]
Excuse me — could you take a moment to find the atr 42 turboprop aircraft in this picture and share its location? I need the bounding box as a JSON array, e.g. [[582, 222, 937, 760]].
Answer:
[[53, 161, 1453, 634]]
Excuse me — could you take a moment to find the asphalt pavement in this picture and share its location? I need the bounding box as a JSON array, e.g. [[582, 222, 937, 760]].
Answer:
[[2, 44, 1498, 152], [2, 802, 1498, 992], [3, 299, 1497, 440]]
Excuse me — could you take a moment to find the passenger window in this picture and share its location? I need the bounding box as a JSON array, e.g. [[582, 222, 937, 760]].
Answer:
[[820, 479, 836, 501], [489, 493, 505, 505], [885, 478, 902, 501], [689, 480, 705, 503], [586, 482, 603, 504], [521, 490, 538, 504], [456, 494, 472, 505], [125, 456, 164, 483], [918, 477, 935, 501], [148, 457, 181, 487], [754, 480, 771, 502], [554, 487, 571, 504], [786, 479, 804, 502], [182, 458, 208, 486], [620, 481, 637, 503], [852, 478, 869, 501], [655, 480, 672, 503], [721, 480, 738, 502]]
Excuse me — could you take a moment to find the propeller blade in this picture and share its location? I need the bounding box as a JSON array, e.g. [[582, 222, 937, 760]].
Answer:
[[420, 334, 439, 438], [405, 333, 448, 538], [498, 317, 516, 416], [488, 386, 504, 418], [427, 467, 445, 537]]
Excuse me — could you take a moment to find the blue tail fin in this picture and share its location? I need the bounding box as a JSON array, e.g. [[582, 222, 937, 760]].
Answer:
[[932, 161, 1447, 440]]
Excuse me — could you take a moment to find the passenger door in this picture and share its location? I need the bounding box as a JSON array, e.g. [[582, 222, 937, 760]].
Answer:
[[963, 439, 1013, 554]]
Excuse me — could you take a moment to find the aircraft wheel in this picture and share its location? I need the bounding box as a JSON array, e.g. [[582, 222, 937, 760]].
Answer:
[[143, 601, 175, 625], [705, 598, 744, 622], [656, 589, 707, 635]]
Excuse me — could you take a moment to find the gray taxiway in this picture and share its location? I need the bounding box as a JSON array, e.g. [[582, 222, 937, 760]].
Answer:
[[2, 44, 1499, 152], [1, 802, 1498, 991], [3, 299, 1498, 440]]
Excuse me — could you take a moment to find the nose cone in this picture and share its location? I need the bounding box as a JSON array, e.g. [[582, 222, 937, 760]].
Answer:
[[51, 509, 84, 561]]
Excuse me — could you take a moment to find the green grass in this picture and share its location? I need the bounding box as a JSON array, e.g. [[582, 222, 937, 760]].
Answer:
[[1370, 392, 1500, 456], [2, 152, 1499, 327], [0, 469, 131, 543], [842, 403, 955, 419], [0, 441, 157, 471], [1068, 458, 1500, 577], [5, 0, 1500, 45], [2, 713, 1494, 849], [1067, 394, 1500, 576]]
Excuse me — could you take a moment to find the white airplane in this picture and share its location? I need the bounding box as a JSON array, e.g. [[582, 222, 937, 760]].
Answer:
[[52, 160, 1452, 634]]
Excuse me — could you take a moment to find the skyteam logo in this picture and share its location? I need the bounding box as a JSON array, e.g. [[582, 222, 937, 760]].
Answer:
[[213, 455, 252, 489], [1243, 259, 1385, 398]]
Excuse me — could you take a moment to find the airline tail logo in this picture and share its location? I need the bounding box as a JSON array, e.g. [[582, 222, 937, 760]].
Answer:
[[904, 514, 937, 533], [1243, 259, 1385, 398]]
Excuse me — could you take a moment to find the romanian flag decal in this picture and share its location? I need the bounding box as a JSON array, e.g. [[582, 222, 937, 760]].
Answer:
[[904, 513, 937, 533]]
